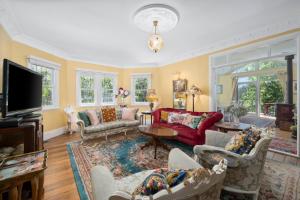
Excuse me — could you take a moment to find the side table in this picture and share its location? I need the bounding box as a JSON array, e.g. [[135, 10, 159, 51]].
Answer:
[[141, 111, 153, 125], [0, 150, 47, 200]]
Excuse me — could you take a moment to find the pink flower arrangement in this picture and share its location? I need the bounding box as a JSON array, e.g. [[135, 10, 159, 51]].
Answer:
[[115, 87, 130, 99]]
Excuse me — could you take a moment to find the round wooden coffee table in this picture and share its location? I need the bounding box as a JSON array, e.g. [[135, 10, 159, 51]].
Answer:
[[138, 125, 178, 159]]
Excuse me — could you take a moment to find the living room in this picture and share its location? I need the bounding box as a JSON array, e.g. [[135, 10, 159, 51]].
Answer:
[[0, 1, 299, 200]]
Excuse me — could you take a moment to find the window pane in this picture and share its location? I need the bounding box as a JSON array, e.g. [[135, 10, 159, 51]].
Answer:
[[101, 77, 114, 103], [31, 65, 55, 106], [134, 77, 148, 102], [81, 90, 95, 103], [80, 76, 94, 89]]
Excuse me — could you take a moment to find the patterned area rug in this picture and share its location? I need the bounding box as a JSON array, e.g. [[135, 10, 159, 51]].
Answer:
[[269, 137, 297, 155], [67, 135, 300, 200]]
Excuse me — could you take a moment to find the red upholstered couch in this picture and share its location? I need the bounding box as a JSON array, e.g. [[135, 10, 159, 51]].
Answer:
[[152, 108, 223, 146]]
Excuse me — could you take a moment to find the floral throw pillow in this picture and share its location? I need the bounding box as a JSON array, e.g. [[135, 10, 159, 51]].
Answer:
[[101, 107, 117, 122], [167, 112, 188, 124], [197, 113, 210, 129], [182, 114, 202, 129], [225, 128, 261, 155]]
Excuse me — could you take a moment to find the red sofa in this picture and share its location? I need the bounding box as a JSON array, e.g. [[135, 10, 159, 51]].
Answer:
[[152, 108, 223, 146]]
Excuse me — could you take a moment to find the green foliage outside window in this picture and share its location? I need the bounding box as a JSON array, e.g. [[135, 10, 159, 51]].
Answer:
[[101, 77, 114, 103], [80, 75, 94, 103], [135, 78, 148, 102]]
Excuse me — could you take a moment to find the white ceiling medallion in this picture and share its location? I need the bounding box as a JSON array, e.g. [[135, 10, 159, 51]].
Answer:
[[133, 4, 179, 33]]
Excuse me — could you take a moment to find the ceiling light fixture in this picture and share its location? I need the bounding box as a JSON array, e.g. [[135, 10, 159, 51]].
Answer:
[[148, 20, 163, 53], [133, 4, 179, 53]]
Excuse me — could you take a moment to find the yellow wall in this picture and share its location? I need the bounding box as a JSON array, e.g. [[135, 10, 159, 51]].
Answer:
[[1, 23, 299, 133]]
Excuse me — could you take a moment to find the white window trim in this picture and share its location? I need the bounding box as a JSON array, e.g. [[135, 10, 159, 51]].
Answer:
[[76, 69, 118, 107], [131, 73, 152, 106], [27, 56, 60, 111]]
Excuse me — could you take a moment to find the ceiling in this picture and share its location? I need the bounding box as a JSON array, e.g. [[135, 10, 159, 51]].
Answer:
[[0, 0, 299, 68]]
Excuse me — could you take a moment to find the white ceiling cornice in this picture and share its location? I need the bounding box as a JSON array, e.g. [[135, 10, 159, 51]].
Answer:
[[1, 1, 300, 69]]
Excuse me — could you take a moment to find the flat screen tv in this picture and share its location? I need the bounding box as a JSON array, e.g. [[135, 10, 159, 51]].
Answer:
[[2, 59, 43, 118]]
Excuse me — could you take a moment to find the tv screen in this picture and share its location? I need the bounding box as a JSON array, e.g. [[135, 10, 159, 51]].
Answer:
[[2, 59, 42, 118]]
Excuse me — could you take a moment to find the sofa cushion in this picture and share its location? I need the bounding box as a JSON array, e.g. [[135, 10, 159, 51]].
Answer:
[[168, 112, 188, 124], [78, 112, 91, 127], [101, 107, 117, 122], [122, 120, 140, 127], [84, 121, 125, 134], [181, 114, 202, 129], [160, 111, 169, 122], [86, 110, 100, 125], [122, 108, 139, 120]]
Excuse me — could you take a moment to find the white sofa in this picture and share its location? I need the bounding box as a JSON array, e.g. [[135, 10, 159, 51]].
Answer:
[[91, 148, 227, 200]]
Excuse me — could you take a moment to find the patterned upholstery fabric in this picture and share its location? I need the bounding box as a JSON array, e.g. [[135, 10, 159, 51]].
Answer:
[[160, 111, 169, 122], [101, 107, 117, 122], [194, 130, 272, 192], [167, 112, 188, 124], [123, 120, 140, 127], [84, 121, 125, 134], [115, 108, 123, 120], [225, 128, 261, 155], [181, 114, 202, 129]]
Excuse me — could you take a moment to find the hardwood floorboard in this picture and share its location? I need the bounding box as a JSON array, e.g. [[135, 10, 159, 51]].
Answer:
[[43, 131, 300, 200]]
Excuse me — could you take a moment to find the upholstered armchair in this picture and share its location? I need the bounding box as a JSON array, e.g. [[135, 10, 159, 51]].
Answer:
[[91, 148, 227, 200], [193, 130, 272, 200]]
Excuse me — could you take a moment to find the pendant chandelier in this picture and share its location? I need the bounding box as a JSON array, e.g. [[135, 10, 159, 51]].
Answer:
[[148, 21, 163, 53], [133, 4, 179, 53]]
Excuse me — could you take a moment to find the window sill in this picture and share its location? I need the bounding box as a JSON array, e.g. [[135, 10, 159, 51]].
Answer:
[[42, 105, 60, 111], [78, 103, 97, 107]]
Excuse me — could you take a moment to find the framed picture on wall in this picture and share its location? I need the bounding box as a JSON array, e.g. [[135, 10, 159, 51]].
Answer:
[[173, 79, 187, 92], [173, 92, 187, 110]]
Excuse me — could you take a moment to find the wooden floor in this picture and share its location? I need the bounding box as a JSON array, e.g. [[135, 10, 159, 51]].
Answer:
[[44, 133, 81, 200], [43, 132, 300, 200]]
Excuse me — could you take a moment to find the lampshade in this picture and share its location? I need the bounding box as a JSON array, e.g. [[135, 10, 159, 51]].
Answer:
[[188, 85, 202, 96], [148, 34, 164, 53], [146, 89, 158, 102]]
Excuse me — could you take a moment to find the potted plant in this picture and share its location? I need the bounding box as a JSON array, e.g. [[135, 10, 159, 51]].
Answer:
[[225, 103, 248, 124], [115, 87, 130, 107]]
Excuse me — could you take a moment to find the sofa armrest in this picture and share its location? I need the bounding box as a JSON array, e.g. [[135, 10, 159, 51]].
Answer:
[[91, 166, 117, 200], [205, 130, 232, 147], [168, 148, 201, 170], [197, 112, 223, 134], [193, 145, 241, 168], [76, 119, 85, 138]]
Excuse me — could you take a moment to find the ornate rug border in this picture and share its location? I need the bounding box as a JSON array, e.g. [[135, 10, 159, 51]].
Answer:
[[66, 143, 90, 200]]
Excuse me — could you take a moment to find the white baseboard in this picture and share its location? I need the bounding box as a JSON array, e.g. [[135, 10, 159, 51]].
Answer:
[[44, 126, 66, 141]]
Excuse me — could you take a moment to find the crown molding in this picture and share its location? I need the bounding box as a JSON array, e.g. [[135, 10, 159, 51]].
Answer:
[[0, 0, 300, 69], [157, 18, 300, 67]]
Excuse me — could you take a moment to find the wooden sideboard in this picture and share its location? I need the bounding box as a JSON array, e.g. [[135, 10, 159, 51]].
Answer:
[[0, 116, 44, 154]]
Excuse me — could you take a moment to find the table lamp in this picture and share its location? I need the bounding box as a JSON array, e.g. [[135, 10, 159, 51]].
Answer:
[[188, 85, 202, 112], [146, 89, 158, 111]]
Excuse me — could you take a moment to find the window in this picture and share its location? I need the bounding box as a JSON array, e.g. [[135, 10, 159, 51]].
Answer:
[[100, 75, 116, 105], [131, 74, 151, 105], [79, 73, 95, 105], [28, 56, 60, 110], [77, 70, 117, 106]]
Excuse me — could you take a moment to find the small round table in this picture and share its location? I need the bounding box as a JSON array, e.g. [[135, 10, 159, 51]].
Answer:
[[138, 125, 178, 159], [141, 111, 153, 125]]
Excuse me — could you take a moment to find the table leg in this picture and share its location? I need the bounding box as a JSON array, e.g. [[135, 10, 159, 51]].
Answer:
[[9, 187, 18, 200], [31, 176, 38, 200]]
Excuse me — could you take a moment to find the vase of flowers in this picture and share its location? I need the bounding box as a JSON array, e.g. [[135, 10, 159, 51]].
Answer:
[[225, 103, 248, 125], [115, 87, 130, 107]]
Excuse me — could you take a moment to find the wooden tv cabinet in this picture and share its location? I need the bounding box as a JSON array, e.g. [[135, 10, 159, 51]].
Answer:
[[0, 116, 44, 153]]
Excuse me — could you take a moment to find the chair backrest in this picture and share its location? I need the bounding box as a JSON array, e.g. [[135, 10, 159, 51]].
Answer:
[[109, 160, 227, 200]]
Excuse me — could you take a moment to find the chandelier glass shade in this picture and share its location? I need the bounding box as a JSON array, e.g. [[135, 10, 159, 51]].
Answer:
[[148, 21, 163, 53]]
